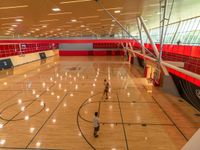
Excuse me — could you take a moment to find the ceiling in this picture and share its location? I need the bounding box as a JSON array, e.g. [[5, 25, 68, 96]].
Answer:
[[0, 0, 199, 38]]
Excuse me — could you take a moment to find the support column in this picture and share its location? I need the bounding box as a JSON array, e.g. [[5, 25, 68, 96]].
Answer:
[[138, 16, 160, 58]]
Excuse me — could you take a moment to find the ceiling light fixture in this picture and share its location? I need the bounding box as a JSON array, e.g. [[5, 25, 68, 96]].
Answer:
[[60, 0, 92, 4], [52, 7, 61, 12], [97, 7, 122, 12], [12, 24, 18, 27], [71, 19, 77, 22], [0, 5, 28, 10], [114, 10, 121, 14], [40, 19, 59, 22], [48, 12, 72, 16], [15, 18, 23, 22], [0, 16, 24, 20], [79, 15, 99, 19]]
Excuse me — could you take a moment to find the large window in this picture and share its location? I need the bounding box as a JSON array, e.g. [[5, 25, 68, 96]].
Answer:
[[140, 16, 200, 45]]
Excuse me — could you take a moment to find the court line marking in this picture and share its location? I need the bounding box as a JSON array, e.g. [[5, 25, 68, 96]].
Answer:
[[2, 83, 55, 127], [116, 91, 129, 150], [25, 92, 68, 149], [0, 91, 22, 106], [152, 96, 189, 141], [25, 63, 83, 149], [0, 99, 46, 121], [0, 60, 55, 83], [78, 100, 174, 126], [77, 92, 102, 150], [0, 60, 59, 107], [0, 62, 83, 149], [0, 146, 63, 150]]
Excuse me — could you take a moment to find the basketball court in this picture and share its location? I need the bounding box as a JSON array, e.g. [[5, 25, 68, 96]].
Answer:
[[0, 56, 199, 150]]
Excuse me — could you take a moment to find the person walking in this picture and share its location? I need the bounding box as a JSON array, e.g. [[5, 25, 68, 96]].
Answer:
[[103, 79, 109, 99], [93, 112, 100, 138]]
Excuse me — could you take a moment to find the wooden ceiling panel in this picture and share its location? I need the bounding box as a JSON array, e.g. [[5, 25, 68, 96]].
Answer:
[[0, 0, 142, 37]]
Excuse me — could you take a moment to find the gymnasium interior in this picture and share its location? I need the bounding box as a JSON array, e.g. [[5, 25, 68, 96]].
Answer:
[[0, 0, 199, 150]]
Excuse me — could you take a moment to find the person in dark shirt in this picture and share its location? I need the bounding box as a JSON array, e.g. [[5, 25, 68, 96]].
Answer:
[[103, 79, 109, 99]]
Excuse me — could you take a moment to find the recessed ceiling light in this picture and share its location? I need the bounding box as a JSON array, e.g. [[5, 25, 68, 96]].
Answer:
[[40, 19, 59, 22], [0, 16, 24, 20], [52, 7, 61, 12], [97, 7, 122, 12], [15, 18, 23, 22], [111, 24, 115, 27], [36, 141, 41, 147], [35, 28, 40, 31], [114, 10, 121, 13], [79, 15, 99, 19], [0, 139, 6, 145], [0, 5, 28, 10], [60, 0, 92, 4], [86, 28, 89, 30], [71, 19, 77, 22], [80, 25, 85, 28], [48, 12, 72, 16], [9, 28, 14, 31], [42, 25, 47, 28], [12, 24, 18, 27]]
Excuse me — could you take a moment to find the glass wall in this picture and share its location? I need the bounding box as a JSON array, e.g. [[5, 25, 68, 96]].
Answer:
[[140, 16, 200, 45]]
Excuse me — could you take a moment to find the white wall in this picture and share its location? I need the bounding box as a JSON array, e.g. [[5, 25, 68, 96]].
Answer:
[[0, 50, 57, 67]]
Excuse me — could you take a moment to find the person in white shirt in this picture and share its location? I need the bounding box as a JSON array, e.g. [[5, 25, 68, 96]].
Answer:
[[93, 112, 100, 137]]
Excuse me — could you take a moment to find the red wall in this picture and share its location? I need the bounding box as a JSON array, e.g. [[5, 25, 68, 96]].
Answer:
[[133, 43, 200, 86], [0, 43, 58, 58]]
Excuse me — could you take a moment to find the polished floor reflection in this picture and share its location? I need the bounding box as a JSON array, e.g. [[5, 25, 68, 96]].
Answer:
[[0, 56, 199, 150]]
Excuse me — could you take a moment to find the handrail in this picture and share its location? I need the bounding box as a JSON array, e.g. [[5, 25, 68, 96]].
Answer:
[[128, 48, 200, 81]]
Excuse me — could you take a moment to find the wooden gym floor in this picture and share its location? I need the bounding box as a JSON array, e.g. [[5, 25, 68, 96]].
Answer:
[[0, 56, 199, 150]]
